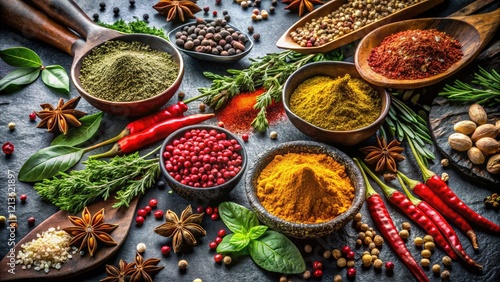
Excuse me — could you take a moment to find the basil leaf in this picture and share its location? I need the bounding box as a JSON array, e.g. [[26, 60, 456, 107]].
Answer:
[[51, 112, 103, 147], [0, 47, 42, 67], [18, 146, 84, 182], [248, 225, 268, 240], [229, 233, 250, 251], [0, 68, 40, 91], [217, 234, 239, 253], [219, 202, 259, 235], [41, 65, 69, 93], [248, 230, 305, 274]]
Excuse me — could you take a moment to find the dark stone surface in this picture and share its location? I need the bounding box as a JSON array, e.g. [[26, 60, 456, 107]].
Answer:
[[1, 1, 499, 282]]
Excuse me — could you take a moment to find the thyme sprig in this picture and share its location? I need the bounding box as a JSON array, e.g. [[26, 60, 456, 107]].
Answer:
[[196, 49, 344, 132], [380, 95, 435, 166], [439, 67, 500, 106], [34, 147, 161, 213]]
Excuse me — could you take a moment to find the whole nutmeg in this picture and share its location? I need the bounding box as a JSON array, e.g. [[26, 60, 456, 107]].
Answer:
[[467, 147, 485, 165], [475, 137, 499, 155], [471, 124, 498, 142], [495, 120, 500, 131], [468, 103, 487, 125], [448, 133, 473, 152], [486, 154, 500, 174], [454, 120, 476, 135]]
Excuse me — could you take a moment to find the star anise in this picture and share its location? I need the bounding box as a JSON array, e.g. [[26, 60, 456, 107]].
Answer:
[[153, 0, 201, 22], [282, 0, 324, 17], [35, 96, 87, 135], [360, 136, 405, 173], [154, 205, 206, 253], [100, 259, 136, 282], [129, 252, 164, 282], [63, 207, 118, 257]]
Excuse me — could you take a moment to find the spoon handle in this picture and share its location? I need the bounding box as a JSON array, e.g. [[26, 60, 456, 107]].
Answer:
[[0, 0, 83, 56]]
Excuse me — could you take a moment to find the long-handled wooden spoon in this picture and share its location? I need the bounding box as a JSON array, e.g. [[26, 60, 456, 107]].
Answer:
[[354, 9, 500, 89]]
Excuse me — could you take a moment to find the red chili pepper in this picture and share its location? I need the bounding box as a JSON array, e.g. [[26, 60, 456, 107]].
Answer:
[[398, 172, 479, 250], [354, 159, 429, 282], [358, 161, 457, 260], [397, 174, 482, 270], [90, 114, 214, 159]]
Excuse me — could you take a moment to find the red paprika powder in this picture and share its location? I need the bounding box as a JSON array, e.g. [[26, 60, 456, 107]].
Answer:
[[217, 88, 285, 133], [367, 29, 463, 80]]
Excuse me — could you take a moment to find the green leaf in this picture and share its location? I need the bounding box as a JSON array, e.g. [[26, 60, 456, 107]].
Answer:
[[51, 112, 103, 147], [18, 146, 84, 182], [217, 234, 241, 253], [41, 65, 69, 92], [248, 225, 268, 240], [0, 68, 40, 91], [229, 233, 250, 251], [249, 230, 306, 274], [0, 47, 42, 67], [219, 202, 259, 235]]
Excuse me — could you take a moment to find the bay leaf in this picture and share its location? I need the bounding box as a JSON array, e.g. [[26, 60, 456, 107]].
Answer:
[[51, 112, 104, 147], [0, 68, 40, 91], [41, 65, 69, 93], [0, 47, 42, 67]]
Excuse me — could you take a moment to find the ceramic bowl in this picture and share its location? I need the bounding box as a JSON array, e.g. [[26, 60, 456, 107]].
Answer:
[[167, 19, 253, 63], [74, 34, 184, 117], [282, 61, 390, 146], [245, 141, 365, 239], [159, 125, 248, 203]]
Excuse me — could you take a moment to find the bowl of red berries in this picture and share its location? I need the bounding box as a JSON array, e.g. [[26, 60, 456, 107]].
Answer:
[[159, 125, 247, 202]]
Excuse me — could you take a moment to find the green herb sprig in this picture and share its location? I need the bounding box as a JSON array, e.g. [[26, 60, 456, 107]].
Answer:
[[216, 202, 306, 274], [439, 67, 500, 106], [380, 95, 435, 166], [0, 47, 69, 93], [33, 147, 161, 213], [98, 17, 168, 39], [195, 49, 344, 132]]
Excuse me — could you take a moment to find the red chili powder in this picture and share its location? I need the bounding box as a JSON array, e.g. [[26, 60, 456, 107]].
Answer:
[[367, 29, 463, 80], [217, 88, 285, 133]]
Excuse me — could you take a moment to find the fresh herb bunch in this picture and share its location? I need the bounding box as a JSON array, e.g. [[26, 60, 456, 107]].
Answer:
[[380, 95, 435, 166], [98, 17, 168, 39], [34, 148, 160, 213], [439, 67, 500, 106], [197, 49, 344, 132]]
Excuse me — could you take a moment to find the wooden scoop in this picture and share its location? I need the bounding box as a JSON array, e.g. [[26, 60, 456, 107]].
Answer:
[[0, 197, 138, 281], [0, 0, 184, 116], [354, 9, 500, 89]]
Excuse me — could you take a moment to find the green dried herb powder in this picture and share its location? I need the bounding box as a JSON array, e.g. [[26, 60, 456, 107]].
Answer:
[[79, 40, 178, 102]]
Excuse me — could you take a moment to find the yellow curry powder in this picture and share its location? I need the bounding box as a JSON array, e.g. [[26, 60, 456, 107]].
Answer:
[[289, 74, 381, 131], [256, 152, 355, 224]]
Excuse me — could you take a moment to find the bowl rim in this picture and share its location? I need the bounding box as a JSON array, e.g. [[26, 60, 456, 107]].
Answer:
[[159, 124, 248, 192], [282, 61, 391, 134], [245, 140, 366, 229], [166, 18, 254, 62], [74, 34, 185, 105]]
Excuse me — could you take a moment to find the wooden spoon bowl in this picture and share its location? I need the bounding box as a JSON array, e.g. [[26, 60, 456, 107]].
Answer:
[[355, 9, 500, 89]]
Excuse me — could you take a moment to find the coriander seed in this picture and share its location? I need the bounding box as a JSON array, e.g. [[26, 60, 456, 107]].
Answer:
[[362, 254, 372, 267], [368, 242, 376, 250], [334, 274, 342, 282], [374, 235, 384, 246], [337, 257, 347, 268], [178, 259, 188, 269], [402, 222, 411, 231], [364, 236, 373, 245], [441, 270, 451, 280], [374, 258, 383, 269], [332, 249, 342, 259], [223, 256, 232, 265], [193, 279, 202, 282], [347, 260, 355, 268], [442, 256, 452, 266], [432, 264, 441, 273], [365, 230, 373, 238], [399, 229, 409, 239], [371, 248, 380, 256], [421, 258, 430, 267], [371, 254, 378, 262], [358, 232, 366, 240], [356, 239, 362, 245], [302, 271, 311, 279], [423, 235, 434, 243], [323, 250, 331, 258], [441, 158, 449, 166], [136, 243, 146, 253], [414, 237, 423, 247], [354, 213, 362, 222], [356, 221, 363, 229], [424, 241, 436, 251], [421, 249, 432, 258], [304, 244, 312, 253], [361, 223, 369, 231]]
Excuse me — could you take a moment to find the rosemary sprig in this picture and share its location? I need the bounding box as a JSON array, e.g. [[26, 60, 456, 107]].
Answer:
[[380, 95, 435, 166], [34, 147, 161, 213], [438, 67, 500, 106], [98, 17, 168, 39], [196, 49, 344, 132]]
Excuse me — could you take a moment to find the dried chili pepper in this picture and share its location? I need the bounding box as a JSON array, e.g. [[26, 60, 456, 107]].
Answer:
[[354, 158, 429, 282], [398, 172, 479, 250], [398, 174, 482, 271], [90, 114, 214, 159], [85, 101, 189, 151], [358, 160, 457, 260], [408, 139, 500, 234]]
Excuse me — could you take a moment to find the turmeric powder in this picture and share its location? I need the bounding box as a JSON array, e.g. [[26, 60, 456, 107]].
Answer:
[[256, 152, 355, 223]]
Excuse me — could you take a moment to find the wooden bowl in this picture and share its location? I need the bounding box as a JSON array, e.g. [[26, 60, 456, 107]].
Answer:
[[276, 0, 444, 54], [245, 141, 365, 239], [159, 125, 247, 203], [282, 61, 390, 146]]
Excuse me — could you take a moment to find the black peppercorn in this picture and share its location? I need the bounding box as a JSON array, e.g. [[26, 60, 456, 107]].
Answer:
[[157, 180, 166, 190], [224, 15, 231, 22], [113, 7, 120, 15], [269, 6, 275, 14], [253, 33, 261, 41], [143, 13, 149, 21], [92, 13, 99, 21], [271, 0, 278, 6], [222, 10, 228, 16], [129, 0, 135, 6], [99, 2, 106, 10], [247, 26, 254, 34]]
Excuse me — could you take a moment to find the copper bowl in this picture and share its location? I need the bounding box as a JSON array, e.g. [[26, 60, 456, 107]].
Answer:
[[245, 141, 365, 239], [283, 61, 390, 146], [73, 35, 184, 117]]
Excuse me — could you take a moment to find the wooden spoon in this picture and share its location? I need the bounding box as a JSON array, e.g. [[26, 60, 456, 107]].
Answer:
[[0, 0, 184, 117], [354, 9, 500, 89], [0, 197, 138, 281]]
